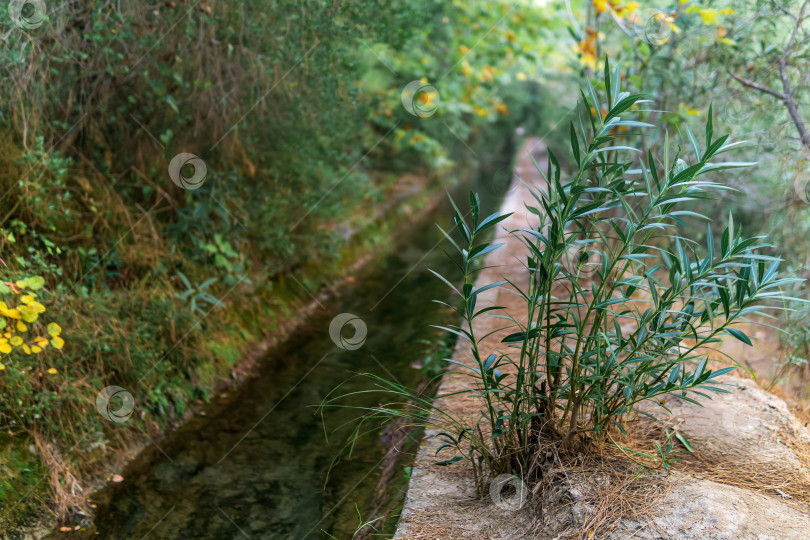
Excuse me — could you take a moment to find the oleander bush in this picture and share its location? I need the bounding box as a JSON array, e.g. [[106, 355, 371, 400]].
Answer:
[[330, 61, 799, 494]]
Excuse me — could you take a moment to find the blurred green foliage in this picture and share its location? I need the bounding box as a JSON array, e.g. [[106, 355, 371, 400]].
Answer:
[[0, 0, 575, 526], [570, 0, 810, 387]]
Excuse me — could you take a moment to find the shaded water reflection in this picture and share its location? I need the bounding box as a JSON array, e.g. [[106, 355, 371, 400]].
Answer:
[[80, 192, 490, 539]]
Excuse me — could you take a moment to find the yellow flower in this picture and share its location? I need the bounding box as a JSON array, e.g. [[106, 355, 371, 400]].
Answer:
[[593, 0, 608, 15], [478, 65, 494, 83], [716, 27, 735, 45], [576, 28, 599, 70], [417, 90, 439, 109], [685, 107, 700, 116], [459, 45, 470, 55], [47, 367, 57, 374], [690, 7, 734, 26], [699, 9, 718, 25], [624, 2, 640, 15], [461, 62, 472, 77], [516, 72, 527, 81]]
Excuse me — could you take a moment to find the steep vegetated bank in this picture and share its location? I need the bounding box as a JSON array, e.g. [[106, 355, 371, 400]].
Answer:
[[0, 0, 574, 530]]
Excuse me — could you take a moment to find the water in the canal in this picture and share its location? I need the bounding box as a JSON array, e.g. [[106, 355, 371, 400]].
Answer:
[[75, 174, 510, 539]]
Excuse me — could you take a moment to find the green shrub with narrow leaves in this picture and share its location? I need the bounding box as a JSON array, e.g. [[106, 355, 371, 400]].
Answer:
[[329, 60, 800, 494]]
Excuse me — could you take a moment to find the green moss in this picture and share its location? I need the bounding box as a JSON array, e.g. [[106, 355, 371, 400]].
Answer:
[[0, 435, 44, 528]]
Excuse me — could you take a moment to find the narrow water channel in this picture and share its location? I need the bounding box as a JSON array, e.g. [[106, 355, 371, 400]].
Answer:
[[74, 176, 508, 539]]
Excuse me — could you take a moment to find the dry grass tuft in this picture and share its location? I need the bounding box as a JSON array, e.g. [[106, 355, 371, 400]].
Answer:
[[613, 414, 810, 511], [674, 432, 810, 509], [531, 438, 669, 538], [31, 430, 89, 522], [572, 459, 666, 536]]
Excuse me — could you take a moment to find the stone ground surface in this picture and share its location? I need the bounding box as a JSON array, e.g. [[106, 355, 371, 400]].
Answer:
[[394, 138, 810, 539]]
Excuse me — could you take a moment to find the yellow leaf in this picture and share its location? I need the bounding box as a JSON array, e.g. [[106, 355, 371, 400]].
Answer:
[[1, 308, 21, 320], [51, 336, 64, 350], [48, 323, 62, 336], [47, 367, 57, 374], [0, 343, 9, 354], [22, 344, 31, 355], [16, 320, 27, 332], [32, 346, 41, 353], [9, 336, 23, 346], [24, 276, 45, 290], [18, 305, 39, 323]]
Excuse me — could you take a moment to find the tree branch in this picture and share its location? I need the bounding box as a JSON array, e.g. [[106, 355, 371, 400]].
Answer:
[[779, 0, 810, 151], [728, 0, 810, 152], [727, 71, 785, 100]]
